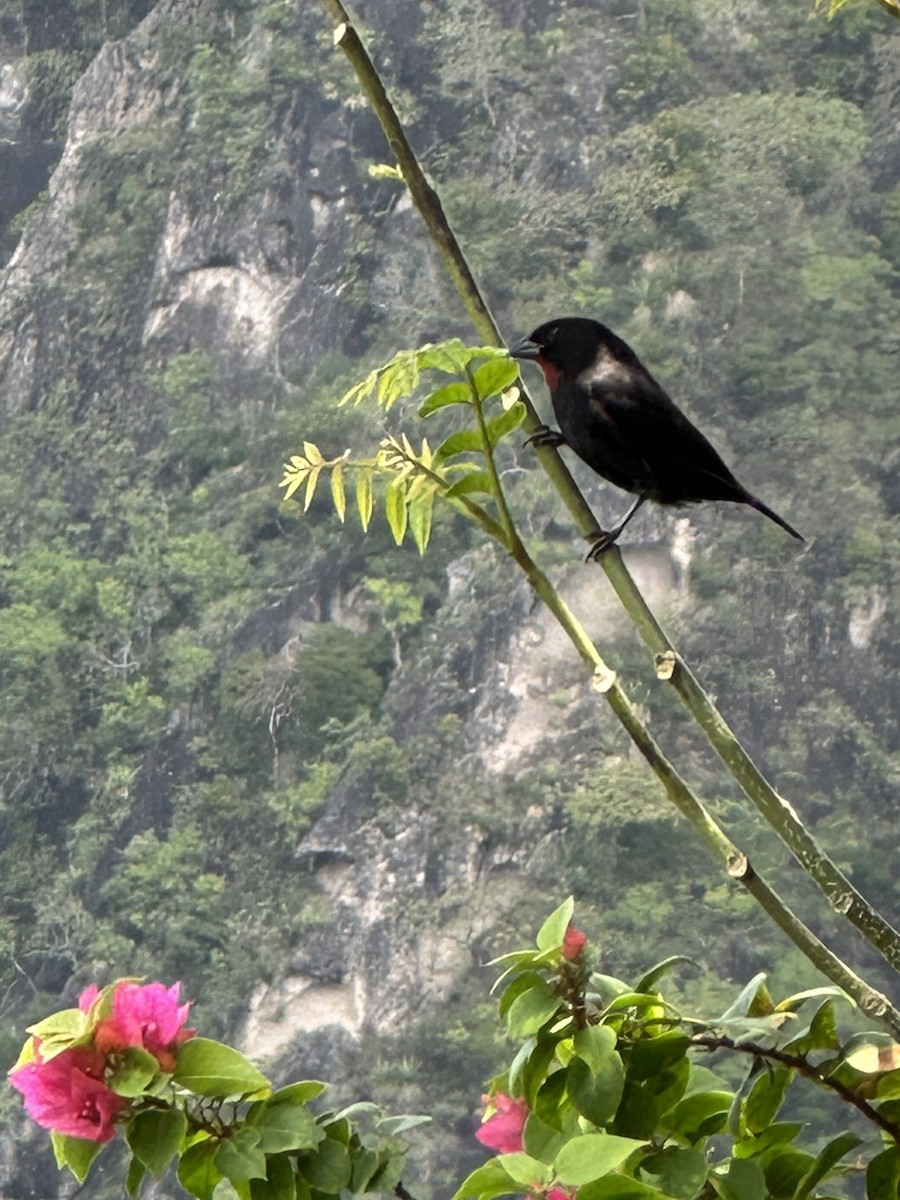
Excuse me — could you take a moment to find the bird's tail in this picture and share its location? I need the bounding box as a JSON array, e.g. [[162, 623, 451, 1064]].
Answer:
[[746, 494, 804, 542]]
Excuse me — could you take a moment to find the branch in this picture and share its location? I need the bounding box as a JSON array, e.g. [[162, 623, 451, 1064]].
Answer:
[[317, 0, 900, 1008], [384, 447, 900, 1036], [693, 1034, 900, 1144]]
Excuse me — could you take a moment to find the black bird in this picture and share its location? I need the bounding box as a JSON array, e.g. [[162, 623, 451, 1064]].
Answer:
[[510, 317, 803, 555]]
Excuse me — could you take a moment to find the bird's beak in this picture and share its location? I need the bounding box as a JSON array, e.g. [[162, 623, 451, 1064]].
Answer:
[[508, 336, 543, 362]]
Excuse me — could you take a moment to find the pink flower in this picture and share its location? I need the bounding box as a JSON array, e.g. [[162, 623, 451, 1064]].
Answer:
[[475, 1092, 529, 1153], [93, 982, 194, 1072], [9, 1046, 127, 1142], [562, 925, 587, 961], [78, 984, 99, 1012], [547, 1189, 576, 1200]]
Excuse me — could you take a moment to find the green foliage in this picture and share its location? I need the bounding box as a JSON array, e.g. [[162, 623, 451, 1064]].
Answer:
[[16, 978, 420, 1197], [98, 827, 226, 977], [281, 341, 524, 553], [462, 905, 892, 1200]]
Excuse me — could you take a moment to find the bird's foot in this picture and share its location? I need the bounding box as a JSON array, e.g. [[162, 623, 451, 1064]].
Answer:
[[524, 424, 566, 449], [584, 529, 621, 561]]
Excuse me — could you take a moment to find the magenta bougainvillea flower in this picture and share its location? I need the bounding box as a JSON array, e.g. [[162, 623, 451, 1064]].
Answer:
[[475, 1092, 529, 1153], [92, 982, 194, 1072], [562, 925, 587, 961], [9, 1046, 127, 1142], [78, 984, 99, 1012]]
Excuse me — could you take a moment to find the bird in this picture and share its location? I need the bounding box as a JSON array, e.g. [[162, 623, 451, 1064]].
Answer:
[[509, 317, 804, 556]]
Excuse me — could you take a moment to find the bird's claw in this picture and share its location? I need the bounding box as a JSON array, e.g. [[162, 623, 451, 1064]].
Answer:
[[524, 425, 566, 449], [584, 530, 620, 561]]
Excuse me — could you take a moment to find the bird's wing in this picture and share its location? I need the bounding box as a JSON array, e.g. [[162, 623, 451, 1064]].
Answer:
[[585, 367, 744, 503]]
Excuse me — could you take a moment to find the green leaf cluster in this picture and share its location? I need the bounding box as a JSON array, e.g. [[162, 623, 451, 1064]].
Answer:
[[458, 902, 898, 1200], [281, 340, 525, 553]]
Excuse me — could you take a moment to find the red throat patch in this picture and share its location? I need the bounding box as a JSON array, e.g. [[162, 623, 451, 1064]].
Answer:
[[536, 356, 560, 392]]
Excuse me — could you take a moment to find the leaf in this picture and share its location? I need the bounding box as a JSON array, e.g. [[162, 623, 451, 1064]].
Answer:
[[302, 441, 323, 465], [127, 1108, 188, 1174], [246, 1098, 324, 1154], [356, 469, 374, 532], [486, 401, 527, 446], [506, 979, 562, 1038], [178, 1139, 223, 1200], [321, 1116, 352, 1144], [296, 1136, 352, 1192], [661, 1089, 732, 1144], [783, 999, 840, 1056], [472, 357, 520, 401], [732, 1122, 803, 1161], [214, 1130, 268, 1182], [640, 1145, 708, 1198], [450, 1159, 520, 1200], [744, 1066, 792, 1134], [281, 467, 306, 502], [719, 975, 771, 1021], [867, 1147, 900, 1199], [497, 1152, 551, 1188], [592, 974, 632, 1001], [109, 1046, 162, 1097], [522, 1112, 565, 1164], [302, 465, 320, 512], [567, 1052, 625, 1128], [366, 1152, 406, 1196], [212, 1181, 247, 1200], [418, 381, 471, 416], [774, 986, 851, 1014], [409, 486, 435, 554], [338, 368, 379, 408], [330, 464, 346, 522], [268, 1081, 326, 1105], [446, 471, 493, 498], [331, 1101, 380, 1121], [554, 1133, 646, 1186], [845, 1041, 900, 1074], [350, 1147, 380, 1192], [712, 1157, 767, 1200], [377, 1113, 432, 1135], [172, 1037, 270, 1098], [626, 1032, 692, 1082], [126, 1153, 147, 1198], [515, 1038, 559, 1107], [536, 897, 575, 951], [26, 1008, 89, 1059], [417, 339, 490, 375], [578, 1179, 670, 1200], [378, 351, 419, 409], [50, 1132, 103, 1183], [634, 956, 694, 994], [574, 1024, 618, 1073], [250, 1154, 296, 1200], [368, 163, 403, 180], [792, 1131, 862, 1199], [434, 428, 484, 462], [385, 477, 408, 545]]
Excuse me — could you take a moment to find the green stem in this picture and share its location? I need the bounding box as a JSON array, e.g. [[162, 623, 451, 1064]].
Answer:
[[318, 0, 900, 1006], [504, 536, 900, 1036], [465, 365, 518, 548]]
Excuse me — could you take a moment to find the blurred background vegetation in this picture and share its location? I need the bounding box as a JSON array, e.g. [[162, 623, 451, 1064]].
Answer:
[[0, 0, 897, 1194]]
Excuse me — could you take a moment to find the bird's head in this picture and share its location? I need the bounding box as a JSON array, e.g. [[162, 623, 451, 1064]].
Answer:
[[509, 318, 612, 390]]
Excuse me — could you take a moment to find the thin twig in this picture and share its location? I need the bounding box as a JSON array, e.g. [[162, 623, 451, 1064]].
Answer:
[[693, 1034, 900, 1143]]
